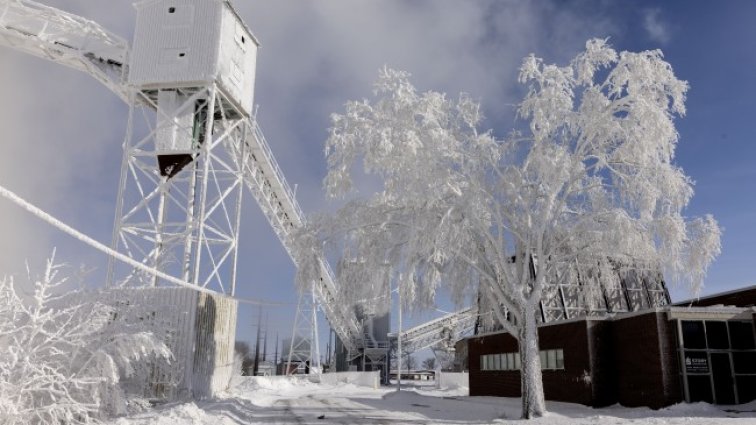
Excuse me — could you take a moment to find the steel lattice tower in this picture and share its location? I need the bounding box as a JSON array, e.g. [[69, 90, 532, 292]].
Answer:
[[105, 1, 258, 295], [107, 85, 249, 295]]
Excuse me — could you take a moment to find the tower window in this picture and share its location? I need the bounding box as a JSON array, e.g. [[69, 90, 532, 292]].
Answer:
[[168, 7, 176, 13]]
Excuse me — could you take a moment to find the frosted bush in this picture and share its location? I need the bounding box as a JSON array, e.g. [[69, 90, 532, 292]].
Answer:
[[0, 253, 170, 424]]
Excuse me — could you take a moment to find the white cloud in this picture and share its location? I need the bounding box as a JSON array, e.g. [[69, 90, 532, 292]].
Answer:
[[0, 47, 127, 275], [643, 8, 671, 45], [234, 0, 617, 212]]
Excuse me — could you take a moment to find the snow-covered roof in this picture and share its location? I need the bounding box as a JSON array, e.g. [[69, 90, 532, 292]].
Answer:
[[666, 305, 755, 321], [673, 283, 756, 307], [465, 305, 755, 340]]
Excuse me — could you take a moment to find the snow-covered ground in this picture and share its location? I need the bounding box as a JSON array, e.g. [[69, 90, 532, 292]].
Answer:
[[108, 376, 756, 424]]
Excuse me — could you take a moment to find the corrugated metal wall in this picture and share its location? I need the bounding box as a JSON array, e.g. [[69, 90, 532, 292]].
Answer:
[[129, 0, 222, 87], [191, 291, 238, 398], [128, 1, 258, 116], [99, 287, 237, 400], [216, 3, 257, 115]]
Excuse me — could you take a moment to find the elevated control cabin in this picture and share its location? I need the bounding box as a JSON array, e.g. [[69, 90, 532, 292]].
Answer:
[[129, 0, 258, 116]]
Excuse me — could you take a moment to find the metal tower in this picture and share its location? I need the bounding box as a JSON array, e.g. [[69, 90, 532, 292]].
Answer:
[[107, 85, 249, 294], [105, 1, 258, 295], [286, 287, 321, 375], [0, 0, 471, 372]]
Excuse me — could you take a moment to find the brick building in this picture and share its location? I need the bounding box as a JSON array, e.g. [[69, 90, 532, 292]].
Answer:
[[465, 285, 756, 407]]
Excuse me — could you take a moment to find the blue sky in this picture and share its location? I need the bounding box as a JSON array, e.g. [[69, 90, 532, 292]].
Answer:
[[0, 0, 753, 357]]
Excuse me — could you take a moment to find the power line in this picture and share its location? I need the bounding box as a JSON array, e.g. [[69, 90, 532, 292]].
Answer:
[[0, 183, 293, 307]]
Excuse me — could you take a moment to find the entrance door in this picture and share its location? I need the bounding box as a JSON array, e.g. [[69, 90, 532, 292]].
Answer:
[[711, 353, 736, 404]]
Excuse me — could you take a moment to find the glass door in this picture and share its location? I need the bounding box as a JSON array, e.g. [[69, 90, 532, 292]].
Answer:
[[710, 353, 735, 404]]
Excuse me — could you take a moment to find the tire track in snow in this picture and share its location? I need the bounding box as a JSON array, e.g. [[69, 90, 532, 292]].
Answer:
[[277, 399, 307, 424], [308, 394, 425, 425]]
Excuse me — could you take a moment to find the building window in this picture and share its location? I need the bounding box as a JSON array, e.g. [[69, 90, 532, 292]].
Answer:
[[733, 352, 756, 374], [481, 350, 564, 371], [235, 22, 247, 50], [706, 321, 729, 349], [678, 319, 756, 404], [729, 321, 756, 350], [540, 349, 565, 370], [502, 353, 514, 370], [682, 320, 707, 349]]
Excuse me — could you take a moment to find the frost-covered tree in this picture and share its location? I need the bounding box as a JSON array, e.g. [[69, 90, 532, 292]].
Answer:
[[234, 341, 254, 376], [0, 254, 171, 424], [422, 357, 436, 370], [434, 350, 458, 372], [295, 39, 721, 419]]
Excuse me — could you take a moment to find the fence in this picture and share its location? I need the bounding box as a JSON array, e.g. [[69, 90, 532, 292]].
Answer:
[[435, 371, 469, 389], [314, 371, 381, 389]]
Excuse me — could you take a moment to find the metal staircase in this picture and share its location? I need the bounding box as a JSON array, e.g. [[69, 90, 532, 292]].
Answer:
[[236, 119, 363, 353]]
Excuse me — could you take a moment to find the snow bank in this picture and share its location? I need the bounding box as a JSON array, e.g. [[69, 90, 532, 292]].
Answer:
[[435, 371, 469, 389], [316, 371, 380, 389], [111, 402, 237, 425], [228, 375, 320, 407], [108, 378, 756, 424], [232, 375, 316, 392], [231, 372, 380, 395], [228, 374, 386, 410]]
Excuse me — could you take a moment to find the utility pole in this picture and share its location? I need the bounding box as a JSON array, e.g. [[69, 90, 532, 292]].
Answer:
[[397, 280, 402, 392], [253, 306, 262, 376], [262, 314, 268, 363], [274, 332, 279, 375], [325, 328, 332, 371]]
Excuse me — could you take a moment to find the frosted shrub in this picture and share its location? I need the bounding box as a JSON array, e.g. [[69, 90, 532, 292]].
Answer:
[[0, 254, 170, 424]]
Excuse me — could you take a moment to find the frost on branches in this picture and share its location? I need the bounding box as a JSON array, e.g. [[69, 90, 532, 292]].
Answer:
[[0, 254, 171, 425], [294, 39, 721, 419]]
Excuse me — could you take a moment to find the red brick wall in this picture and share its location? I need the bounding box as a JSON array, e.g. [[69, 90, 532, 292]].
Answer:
[[467, 313, 684, 408], [540, 321, 594, 405], [468, 312, 688, 408], [588, 320, 616, 406], [659, 314, 683, 404], [467, 320, 598, 406], [612, 312, 682, 408], [468, 332, 521, 397]]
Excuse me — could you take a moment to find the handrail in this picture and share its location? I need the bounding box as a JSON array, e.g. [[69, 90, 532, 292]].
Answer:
[[249, 119, 305, 223], [389, 306, 478, 353], [240, 119, 363, 353]]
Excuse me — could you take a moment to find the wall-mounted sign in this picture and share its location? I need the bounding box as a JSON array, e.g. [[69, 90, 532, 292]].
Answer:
[[684, 351, 709, 374]]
